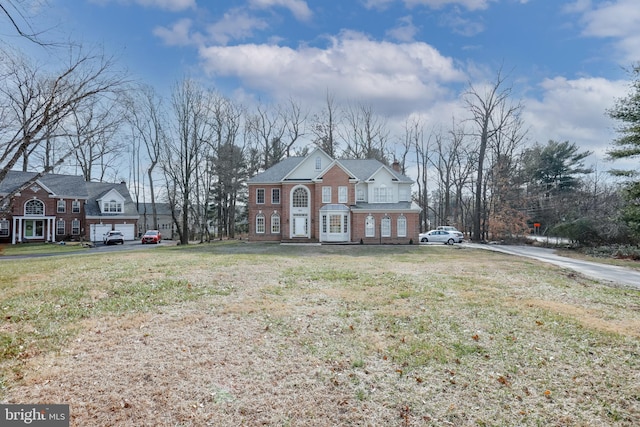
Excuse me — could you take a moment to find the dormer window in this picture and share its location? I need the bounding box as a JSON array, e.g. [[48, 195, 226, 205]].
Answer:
[[103, 199, 122, 213]]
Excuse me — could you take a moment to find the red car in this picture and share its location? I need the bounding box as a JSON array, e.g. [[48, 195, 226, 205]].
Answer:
[[141, 230, 161, 244]]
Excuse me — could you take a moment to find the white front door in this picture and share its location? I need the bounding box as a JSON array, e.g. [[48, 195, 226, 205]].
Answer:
[[293, 216, 307, 237]]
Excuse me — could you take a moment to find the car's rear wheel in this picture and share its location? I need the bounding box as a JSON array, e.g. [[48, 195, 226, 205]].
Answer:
[[421, 237, 428, 242], [447, 238, 454, 245]]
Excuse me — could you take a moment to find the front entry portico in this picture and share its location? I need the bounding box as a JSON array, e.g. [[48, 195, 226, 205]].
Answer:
[[12, 216, 56, 243]]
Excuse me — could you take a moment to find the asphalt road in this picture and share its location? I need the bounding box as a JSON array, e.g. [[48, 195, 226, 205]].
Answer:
[[464, 243, 640, 290]]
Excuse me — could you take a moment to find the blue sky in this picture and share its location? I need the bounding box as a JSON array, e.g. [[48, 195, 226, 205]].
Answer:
[[4, 0, 640, 172]]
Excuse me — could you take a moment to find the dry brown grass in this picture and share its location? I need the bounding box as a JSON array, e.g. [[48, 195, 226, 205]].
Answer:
[[1, 242, 639, 426]]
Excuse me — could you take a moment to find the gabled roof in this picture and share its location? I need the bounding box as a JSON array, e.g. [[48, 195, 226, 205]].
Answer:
[[85, 181, 139, 217], [0, 171, 89, 198], [247, 156, 305, 184], [339, 159, 413, 183], [248, 154, 414, 184]]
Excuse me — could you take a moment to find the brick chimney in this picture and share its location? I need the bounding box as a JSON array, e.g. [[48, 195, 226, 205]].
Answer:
[[392, 160, 401, 172]]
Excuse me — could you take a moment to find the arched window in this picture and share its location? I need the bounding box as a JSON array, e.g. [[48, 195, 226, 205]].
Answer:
[[292, 187, 309, 208], [271, 213, 280, 234], [256, 213, 265, 234], [397, 215, 407, 237], [25, 199, 44, 215]]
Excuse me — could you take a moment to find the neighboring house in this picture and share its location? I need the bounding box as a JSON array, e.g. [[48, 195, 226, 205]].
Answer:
[[247, 148, 421, 244], [0, 171, 139, 244], [137, 202, 177, 239]]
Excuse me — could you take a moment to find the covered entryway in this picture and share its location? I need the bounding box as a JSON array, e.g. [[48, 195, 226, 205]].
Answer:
[[289, 185, 311, 239]]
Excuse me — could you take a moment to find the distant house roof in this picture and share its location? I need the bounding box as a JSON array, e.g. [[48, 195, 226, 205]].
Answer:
[[0, 171, 89, 198], [137, 202, 173, 216]]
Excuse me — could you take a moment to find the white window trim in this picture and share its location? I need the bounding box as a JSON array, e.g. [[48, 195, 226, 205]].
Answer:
[[381, 216, 391, 237], [322, 186, 331, 204], [338, 186, 348, 203], [256, 188, 265, 204], [365, 215, 375, 237], [397, 215, 407, 237], [256, 213, 265, 233]]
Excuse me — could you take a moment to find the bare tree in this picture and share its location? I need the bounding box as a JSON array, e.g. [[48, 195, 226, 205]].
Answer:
[[464, 68, 523, 241], [0, 46, 128, 207], [340, 102, 389, 162], [68, 98, 125, 181], [0, 0, 55, 45], [311, 90, 340, 157], [161, 79, 211, 245], [127, 85, 166, 230], [410, 118, 430, 231]]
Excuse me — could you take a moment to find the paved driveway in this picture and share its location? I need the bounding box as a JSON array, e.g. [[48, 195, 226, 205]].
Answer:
[[464, 243, 640, 290]]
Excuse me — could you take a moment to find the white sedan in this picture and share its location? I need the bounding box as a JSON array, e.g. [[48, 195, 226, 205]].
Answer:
[[419, 229, 463, 244]]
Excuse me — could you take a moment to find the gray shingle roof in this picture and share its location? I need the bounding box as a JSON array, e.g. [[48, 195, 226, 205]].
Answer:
[[339, 159, 413, 183], [137, 202, 173, 216], [248, 157, 414, 184], [0, 171, 89, 198], [247, 157, 306, 183], [85, 181, 138, 217]]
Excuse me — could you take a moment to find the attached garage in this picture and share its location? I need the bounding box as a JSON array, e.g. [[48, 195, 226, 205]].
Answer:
[[115, 224, 136, 240], [90, 224, 112, 242]]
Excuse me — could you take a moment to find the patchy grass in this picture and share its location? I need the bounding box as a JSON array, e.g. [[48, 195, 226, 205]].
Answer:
[[1, 242, 639, 426]]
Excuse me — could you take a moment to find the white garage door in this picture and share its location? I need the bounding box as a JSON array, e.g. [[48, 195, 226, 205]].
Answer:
[[115, 224, 136, 240], [90, 224, 112, 242]]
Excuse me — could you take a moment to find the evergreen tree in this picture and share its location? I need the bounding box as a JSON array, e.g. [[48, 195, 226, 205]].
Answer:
[[608, 65, 640, 235]]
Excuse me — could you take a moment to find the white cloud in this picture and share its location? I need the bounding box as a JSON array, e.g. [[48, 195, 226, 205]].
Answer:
[[198, 31, 466, 116], [575, 0, 640, 63], [386, 16, 420, 42], [403, 0, 493, 11], [153, 18, 196, 46], [206, 9, 269, 45], [89, 0, 195, 12], [249, 0, 313, 21], [523, 76, 628, 163]]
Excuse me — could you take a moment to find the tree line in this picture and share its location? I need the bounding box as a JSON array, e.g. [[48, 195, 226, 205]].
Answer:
[[1, 7, 639, 246]]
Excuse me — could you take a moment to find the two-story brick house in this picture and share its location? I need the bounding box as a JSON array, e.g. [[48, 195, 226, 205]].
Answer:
[[0, 171, 139, 244], [247, 148, 421, 244]]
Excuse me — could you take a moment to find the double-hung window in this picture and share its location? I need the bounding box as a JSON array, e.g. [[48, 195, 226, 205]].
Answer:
[[338, 186, 348, 203], [56, 220, 65, 235], [57, 200, 66, 213], [71, 219, 80, 235], [322, 187, 331, 204], [256, 213, 265, 233], [272, 188, 280, 204], [256, 189, 265, 204], [397, 216, 407, 237]]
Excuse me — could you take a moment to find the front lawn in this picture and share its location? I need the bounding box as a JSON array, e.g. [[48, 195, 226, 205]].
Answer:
[[0, 242, 90, 256], [1, 242, 638, 426]]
